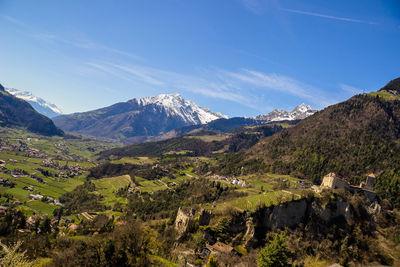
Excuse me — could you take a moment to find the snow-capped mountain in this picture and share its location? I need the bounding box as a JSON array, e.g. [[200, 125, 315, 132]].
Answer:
[[5, 88, 62, 118], [255, 104, 316, 122], [53, 93, 227, 142], [133, 93, 227, 125]]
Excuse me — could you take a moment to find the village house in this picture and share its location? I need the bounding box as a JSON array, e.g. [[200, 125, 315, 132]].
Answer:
[[13, 200, 22, 205], [0, 206, 8, 215], [212, 174, 247, 187], [204, 242, 234, 256], [27, 215, 43, 226], [23, 185, 35, 191], [0, 178, 16, 187], [29, 194, 44, 200]]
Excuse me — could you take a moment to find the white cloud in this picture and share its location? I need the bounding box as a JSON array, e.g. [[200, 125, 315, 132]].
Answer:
[[85, 61, 336, 111], [280, 8, 377, 25]]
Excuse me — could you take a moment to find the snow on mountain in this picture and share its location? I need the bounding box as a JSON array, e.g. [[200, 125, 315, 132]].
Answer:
[[5, 88, 62, 118], [132, 93, 228, 124], [53, 92, 228, 141], [255, 104, 316, 122]]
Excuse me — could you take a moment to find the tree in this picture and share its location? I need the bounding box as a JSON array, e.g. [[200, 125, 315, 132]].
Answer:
[[39, 217, 52, 234], [0, 241, 36, 267], [207, 255, 219, 267], [257, 231, 290, 267]]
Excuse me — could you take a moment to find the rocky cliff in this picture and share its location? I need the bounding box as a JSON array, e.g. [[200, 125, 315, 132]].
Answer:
[[175, 193, 380, 249]]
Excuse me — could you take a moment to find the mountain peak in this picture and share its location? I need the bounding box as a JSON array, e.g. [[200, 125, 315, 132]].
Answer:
[[0, 87, 63, 136], [132, 93, 228, 124], [292, 103, 313, 113], [256, 104, 316, 122], [5, 88, 62, 118], [54, 92, 228, 140]]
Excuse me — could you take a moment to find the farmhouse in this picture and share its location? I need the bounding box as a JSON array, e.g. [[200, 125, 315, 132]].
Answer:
[[29, 194, 44, 200], [205, 242, 234, 255]]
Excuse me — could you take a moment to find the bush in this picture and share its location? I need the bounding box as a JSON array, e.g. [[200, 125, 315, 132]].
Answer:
[[257, 231, 290, 267], [207, 255, 218, 267]]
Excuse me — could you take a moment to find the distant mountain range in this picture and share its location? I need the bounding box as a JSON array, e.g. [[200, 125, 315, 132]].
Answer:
[[53, 93, 316, 142], [160, 104, 315, 140], [53, 92, 316, 142], [255, 103, 316, 121], [53, 93, 227, 141], [5, 88, 63, 118], [0, 84, 63, 136], [0, 83, 316, 142]]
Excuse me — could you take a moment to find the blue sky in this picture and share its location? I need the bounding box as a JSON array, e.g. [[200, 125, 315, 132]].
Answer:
[[1, 0, 399, 117]]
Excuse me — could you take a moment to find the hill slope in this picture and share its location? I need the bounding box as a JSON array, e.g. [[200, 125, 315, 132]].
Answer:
[[0, 84, 63, 136], [158, 104, 315, 140], [53, 93, 226, 140], [99, 121, 295, 159], [246, 77, 400, 206]]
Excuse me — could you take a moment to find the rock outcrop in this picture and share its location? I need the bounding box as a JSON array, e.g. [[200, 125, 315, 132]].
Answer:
[[313, 197, 352, 223], [246, 197, 360, 247], [256, 199, 309, 231], [175, 207, 196, 239], [198, 209, 211, 226]]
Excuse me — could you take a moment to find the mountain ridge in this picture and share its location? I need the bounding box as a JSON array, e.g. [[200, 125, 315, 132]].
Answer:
[[53, 93, 227, 140], [255, 103, 316, 122], [0, 84, 64, 136], [5, 88, 62, 118]]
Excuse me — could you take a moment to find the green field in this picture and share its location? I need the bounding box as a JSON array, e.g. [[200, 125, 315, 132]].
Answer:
[[186, 134, 228, 142], [0, 127, 119, 215], [111, 156, 155, 165], [92, 175, 132, 206], [369, 90, 400, 101], [222, 190, 296, 211]]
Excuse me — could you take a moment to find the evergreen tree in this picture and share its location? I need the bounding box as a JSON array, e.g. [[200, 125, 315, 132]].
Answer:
[[257, 231, 290, 267]]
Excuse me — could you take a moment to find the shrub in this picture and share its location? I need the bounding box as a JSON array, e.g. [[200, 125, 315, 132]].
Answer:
[[257, 231, 290, 267]]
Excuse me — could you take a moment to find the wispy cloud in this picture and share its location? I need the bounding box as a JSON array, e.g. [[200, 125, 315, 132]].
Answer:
[[339, 83, 364, 95], [280, 8, 377, 25], [1, 15, 143, 61], [224, 69, 333, 106], [108, 64, 164, 86], [1, 14, 337, 113], [86, 61, 336, 111], [1, 15, 28, 27], [32, 33, 144, 61]]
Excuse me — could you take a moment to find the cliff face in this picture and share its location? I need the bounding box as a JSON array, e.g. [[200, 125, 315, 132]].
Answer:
[[247, 197, 356, 247], [175, 194, 380, 250], [256, 198, 309, 231], [175, 207, 196, 238]]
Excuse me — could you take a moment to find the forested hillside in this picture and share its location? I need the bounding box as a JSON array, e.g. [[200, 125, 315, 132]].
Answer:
[[245, 78, 400, 207]]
